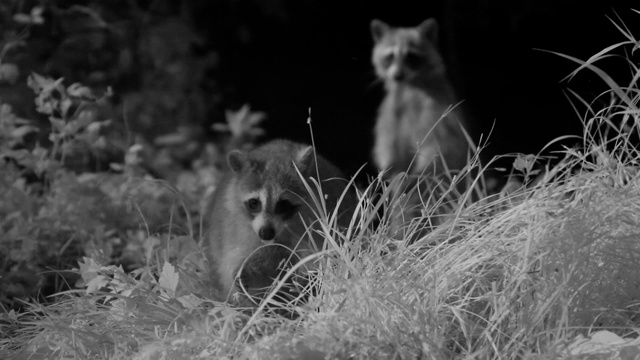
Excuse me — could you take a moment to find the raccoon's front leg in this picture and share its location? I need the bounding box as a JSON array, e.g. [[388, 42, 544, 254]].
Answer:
[[373, 115, 399, 174]]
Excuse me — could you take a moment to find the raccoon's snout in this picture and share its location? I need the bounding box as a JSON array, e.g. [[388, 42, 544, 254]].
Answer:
[[387, 64, 404, 81], [258, 225, 276, 242], [391, 69, 406, 81]]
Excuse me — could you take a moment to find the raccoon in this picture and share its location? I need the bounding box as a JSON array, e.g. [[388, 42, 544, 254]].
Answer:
[[371, 18, 469, 178], [370, 18, 471, 236], [204, 139, 356, 304]]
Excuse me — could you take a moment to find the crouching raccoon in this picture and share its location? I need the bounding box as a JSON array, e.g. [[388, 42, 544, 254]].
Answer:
[[204, 139, 357, 306]]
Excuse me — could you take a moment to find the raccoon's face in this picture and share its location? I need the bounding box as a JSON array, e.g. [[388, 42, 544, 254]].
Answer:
[[371, 18, 444, 85], [227, 144, 315, 246], [240, 184, 305, 243]]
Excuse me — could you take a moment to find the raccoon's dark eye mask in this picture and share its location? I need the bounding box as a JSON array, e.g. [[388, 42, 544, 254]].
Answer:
[[404, 51, 425, 69], [275, 199, 299, 219], [381, 52, 395, 68], [245, 198, 261, 212]]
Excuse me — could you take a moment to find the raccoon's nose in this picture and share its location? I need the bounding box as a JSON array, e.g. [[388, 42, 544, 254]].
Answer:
[[388, 65, 404, 81], [392, 70, 405, 81], [259, 226, 276, 242]]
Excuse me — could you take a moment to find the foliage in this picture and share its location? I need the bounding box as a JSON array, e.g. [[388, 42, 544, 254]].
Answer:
[[0, 0, 270, 312]]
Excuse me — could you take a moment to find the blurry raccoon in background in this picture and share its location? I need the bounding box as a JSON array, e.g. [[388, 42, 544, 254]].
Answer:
[[204, 139, 357, 306], [371, 18, 471, 233]]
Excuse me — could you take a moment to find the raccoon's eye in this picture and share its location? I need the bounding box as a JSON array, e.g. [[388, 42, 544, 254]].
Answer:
[[245, 198, 261, 212], [404, 52, 423, 69], [381, 53, 394, 68], [275, 200, 298, 219]]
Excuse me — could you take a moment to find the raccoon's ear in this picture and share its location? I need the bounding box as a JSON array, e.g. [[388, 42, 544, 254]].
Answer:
[[295, 146, 315, 173], [370, 19, 390, 42], [417, 18, 439, 44], [227, 150, 248, 173]]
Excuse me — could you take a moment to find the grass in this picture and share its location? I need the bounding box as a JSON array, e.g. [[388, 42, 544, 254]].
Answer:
[[3, 10, 640, 360]]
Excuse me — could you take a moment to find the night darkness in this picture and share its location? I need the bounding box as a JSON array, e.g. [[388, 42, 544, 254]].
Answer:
[[192, 1, 639, 179]]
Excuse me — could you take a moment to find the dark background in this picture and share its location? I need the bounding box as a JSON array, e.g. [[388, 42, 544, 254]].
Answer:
[[192, 0, 640, 177], [4, 0, 640, 178]]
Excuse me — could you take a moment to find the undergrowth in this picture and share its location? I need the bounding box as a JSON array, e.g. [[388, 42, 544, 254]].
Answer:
[[2, 8, 640, 360]]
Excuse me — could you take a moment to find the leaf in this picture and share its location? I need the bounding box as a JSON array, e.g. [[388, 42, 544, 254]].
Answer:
[[563, 330, 640, 358], [35, 97, 54, 115], [67, 83, 94, 99], [77, 257, 102, 284], [177, 294, 204, 309], [590, 330, 625, 345], [86, 119, 111, 135], [27, 72, 47, 93], [60, 98, 73, 116], [46, 77, 66, 95], [12, 6, 44, 25], [12, 13, 33, 24], [10, 125, 38, 140], [158, 262, 179, 298], [30, 6, 45, 24], [86, 274, 109, 294], [111, 266, 135, 293], [513, 154, 536, 173], [217, 104, 267, 139]]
